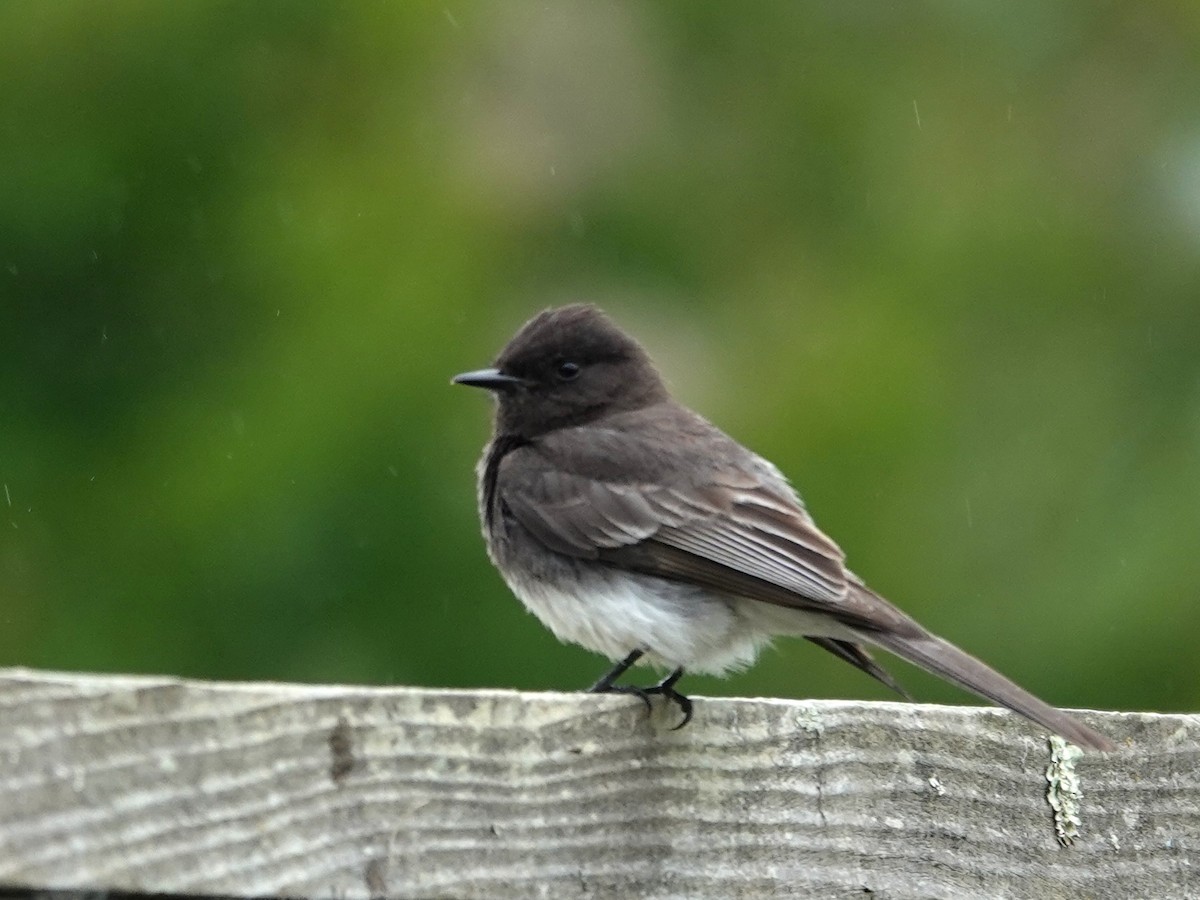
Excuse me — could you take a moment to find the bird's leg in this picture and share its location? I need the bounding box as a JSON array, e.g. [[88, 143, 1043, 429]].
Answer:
[[643, 668, 693, 730], [589, 653, 693, 729], [588, 649, 645, 693]]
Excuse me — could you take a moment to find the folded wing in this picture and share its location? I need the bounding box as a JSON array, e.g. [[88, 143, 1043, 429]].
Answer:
[[498, 444, 914, 633]]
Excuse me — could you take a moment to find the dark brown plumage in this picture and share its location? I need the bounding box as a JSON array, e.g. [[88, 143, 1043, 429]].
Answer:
[[454, 304, 1114, 750]]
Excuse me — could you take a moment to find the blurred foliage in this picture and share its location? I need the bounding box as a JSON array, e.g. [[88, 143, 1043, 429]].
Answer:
[[2, 2, 1198, 715]]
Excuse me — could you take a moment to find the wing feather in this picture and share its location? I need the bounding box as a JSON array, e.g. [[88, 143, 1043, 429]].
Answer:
[[498, 440, 854, 610]]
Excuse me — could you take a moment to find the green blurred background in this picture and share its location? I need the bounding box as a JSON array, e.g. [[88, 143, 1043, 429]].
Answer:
[[3, 2, 1198, 715]]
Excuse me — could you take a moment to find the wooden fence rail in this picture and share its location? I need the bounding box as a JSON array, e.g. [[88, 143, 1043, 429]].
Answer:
[[0, 668, 1194, 899]]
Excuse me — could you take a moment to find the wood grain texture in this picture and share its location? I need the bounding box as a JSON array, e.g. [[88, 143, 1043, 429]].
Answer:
[[0, 668, 1194, 899]]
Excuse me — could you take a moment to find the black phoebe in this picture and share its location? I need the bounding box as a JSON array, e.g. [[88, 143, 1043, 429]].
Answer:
[[454, 304, 1113, 750]]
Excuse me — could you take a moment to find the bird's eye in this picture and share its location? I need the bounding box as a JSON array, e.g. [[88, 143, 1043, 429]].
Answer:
[[556, 360, 581, 381]]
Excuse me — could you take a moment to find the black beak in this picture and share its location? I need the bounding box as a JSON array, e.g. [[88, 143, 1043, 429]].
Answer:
[[452, 367, 524, 390]]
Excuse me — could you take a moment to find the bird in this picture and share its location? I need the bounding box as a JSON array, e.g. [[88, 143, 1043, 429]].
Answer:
[[452, 303, 1114, 751]]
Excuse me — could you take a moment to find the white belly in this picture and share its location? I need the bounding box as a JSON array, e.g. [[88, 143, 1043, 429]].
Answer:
[[501, 563, 854, 677]]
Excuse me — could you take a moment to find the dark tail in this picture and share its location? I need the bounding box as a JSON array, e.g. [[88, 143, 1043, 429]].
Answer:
[[805, 637, 913, 701], [866, 628, 1115, 751]]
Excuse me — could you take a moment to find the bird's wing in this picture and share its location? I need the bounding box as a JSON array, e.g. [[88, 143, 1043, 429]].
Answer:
[[497, 432, 911, 632]]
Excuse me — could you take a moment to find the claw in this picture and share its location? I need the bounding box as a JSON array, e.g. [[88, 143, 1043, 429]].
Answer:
[[648, 669, 692, 729], [589, 664, 694, 729], [590, 683, 655, 714], [662, 688, 693, 730]]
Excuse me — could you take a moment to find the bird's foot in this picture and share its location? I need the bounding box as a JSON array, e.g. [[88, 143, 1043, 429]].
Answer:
[[589, 666, 693, 730]]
